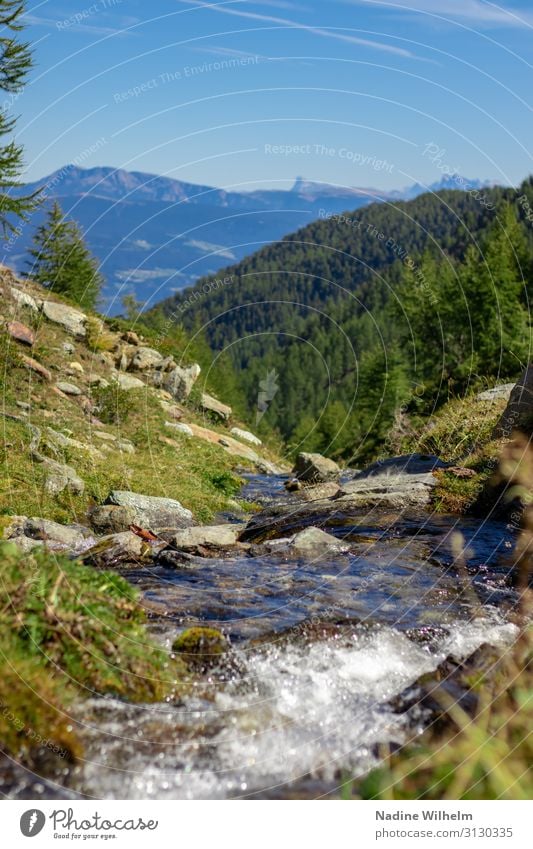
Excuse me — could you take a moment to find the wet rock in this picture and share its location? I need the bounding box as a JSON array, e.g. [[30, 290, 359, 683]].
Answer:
[[56, 381, 82, 396], [335, 472, 437, 509], [300, 481, 340, 501], [201, 392, 232, 421], [172, 626, 230, 672], [284, 478, 302, 492], [164, 363, 201, 401], [41, 301, 87, 337], [82, 531, 144, 569], [292, 452, 340, 483], [230, 427, 262, 446], [6, 320, 35, 346], [170, 523, 243, 554], [89, 504, 137, 535], [21, 355, 51, 381], [356, 453, 450, 478], [289, 526, 349, 557], [105, 490, 194, 531], [130, 346, 163, 371]]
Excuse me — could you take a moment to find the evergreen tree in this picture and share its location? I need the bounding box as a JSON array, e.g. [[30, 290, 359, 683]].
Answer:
[[0, 1, 38, 233], [25, 202, 103, 310]]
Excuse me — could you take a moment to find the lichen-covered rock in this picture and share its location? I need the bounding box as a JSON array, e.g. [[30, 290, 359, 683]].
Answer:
[[81, 531, 144, 569], [105, 490, 194, 531], [89, 504, 137, 535], [130, 346, 163, 371], [39, 458, 85, 495], [41, 301, 87, 337], [292, 452, 340, 483], [4, 516, 92, 552], [165, 421, 193, 436], [164, 363, 201, 401], [172, 627, 229, 672], [115, 372, 145, 391]]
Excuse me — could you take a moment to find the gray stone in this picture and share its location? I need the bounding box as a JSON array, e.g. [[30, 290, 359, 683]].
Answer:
[[201, 392, 232, 421], [494, 366, 533, 438], [62, 341, 75, 355], [230, 427, 262, 446], [45, 427, 103, 458], [170, 524, 242, 552], [293, 452, 340, 483], [289, 526, 349, 557], [164, 363, 201, 401], [56, 381, 82, 396], [115, 373, 145, 391], [10, 286, 39, 312], [39, 458, 85, 495], [165, 421, 193, 436], [82, 531, 145, 569], [42, 301, 87, 337], [117, 440, 135, 454], [476, 383, 515, 402], [336, 472, 437, 508], [89, 504, 137, 535], [130, 346, 164, 371], [4, 516, 92, 552], [105, 490, 194, 531], [355, 453, 450, 479]]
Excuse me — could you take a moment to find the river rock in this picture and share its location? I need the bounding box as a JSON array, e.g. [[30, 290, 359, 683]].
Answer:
[[105, 490, 194, 531], [230, 427, 262, 446], [89, 504, 137, 535], [289, 526, 349, 557], [293, 452, 340, 483], [355, 453, 450, 478], [6, 320, 35, 346], [164, 363, 201, 400], [41, 301, 87, 337], [130, 346, 163, 371], [170, 524, 242, 553], [201, 392, 232, 421], [494, 364, 533, 437], [82, 531, 144, 569]]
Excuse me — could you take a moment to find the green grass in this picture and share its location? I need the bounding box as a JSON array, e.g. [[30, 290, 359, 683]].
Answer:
[[0, 541, 184, 770]]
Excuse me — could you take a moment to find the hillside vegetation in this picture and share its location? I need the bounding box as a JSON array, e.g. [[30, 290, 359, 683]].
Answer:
[[156, 180, 533, 464]]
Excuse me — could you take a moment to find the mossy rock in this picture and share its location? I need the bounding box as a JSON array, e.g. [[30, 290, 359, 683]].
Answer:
[[172, 626, 229, 672]]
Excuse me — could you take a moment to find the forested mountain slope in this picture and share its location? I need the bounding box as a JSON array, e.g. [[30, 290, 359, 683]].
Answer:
[[154, 179, 533, 462]]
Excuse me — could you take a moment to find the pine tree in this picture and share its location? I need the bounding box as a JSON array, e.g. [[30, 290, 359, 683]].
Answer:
[[0, 1, 38, 233], [25, 201, 103, 310]]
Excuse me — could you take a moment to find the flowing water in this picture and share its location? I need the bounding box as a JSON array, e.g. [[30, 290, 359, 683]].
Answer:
[[4, 474, 522, 799]]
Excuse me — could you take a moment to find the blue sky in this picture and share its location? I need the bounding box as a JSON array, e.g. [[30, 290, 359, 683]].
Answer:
[[15, 0, 533, 191]]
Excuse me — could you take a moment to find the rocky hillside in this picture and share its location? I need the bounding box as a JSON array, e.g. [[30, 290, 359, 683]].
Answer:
[[0, 265, 284, 547]]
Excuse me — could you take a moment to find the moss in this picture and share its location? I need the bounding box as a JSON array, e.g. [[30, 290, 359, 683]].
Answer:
[[172, 627, 229, 672]]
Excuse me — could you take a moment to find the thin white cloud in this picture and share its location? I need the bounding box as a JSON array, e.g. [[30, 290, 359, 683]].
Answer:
[[347, 0, 533, 28], [180, 0, 420, 58], [25, 13, 134, 37]]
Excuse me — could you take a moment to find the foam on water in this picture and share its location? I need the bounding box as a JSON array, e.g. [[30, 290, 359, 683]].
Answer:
[[74, 613, 518, 799]]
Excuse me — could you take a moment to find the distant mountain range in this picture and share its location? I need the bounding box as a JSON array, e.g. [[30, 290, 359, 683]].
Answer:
[[3, 165, 496, 314]]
